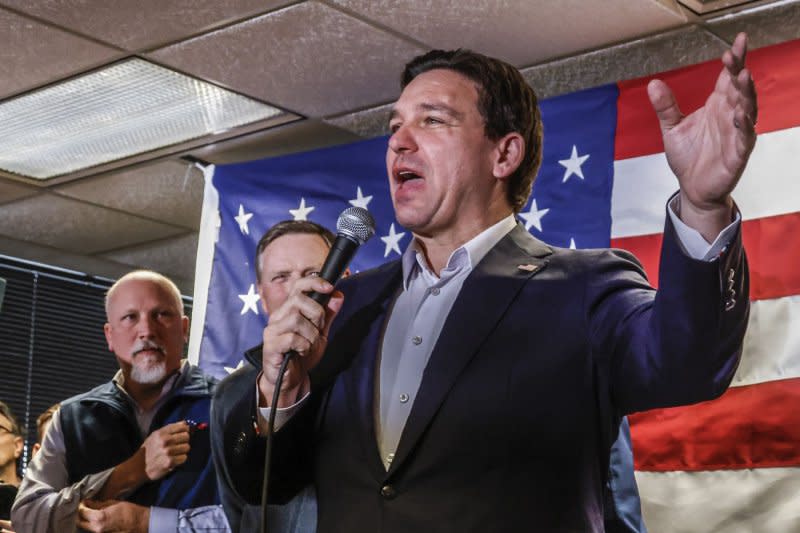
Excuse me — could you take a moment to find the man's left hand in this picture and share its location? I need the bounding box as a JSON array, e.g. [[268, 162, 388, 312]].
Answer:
[[77, 499, 149, 533], [648, 31, 757, 241]]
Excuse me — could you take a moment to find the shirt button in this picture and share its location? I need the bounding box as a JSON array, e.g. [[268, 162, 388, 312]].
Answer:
[[430, 287, 440, 295], [412, 335, 422, 345], [399, 393, 409, 403], [386, 452, 395, 465], [381, 484, 397, 499]]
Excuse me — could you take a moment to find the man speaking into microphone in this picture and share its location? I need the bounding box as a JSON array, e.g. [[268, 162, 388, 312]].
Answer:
[[214, 33, 755, 532]]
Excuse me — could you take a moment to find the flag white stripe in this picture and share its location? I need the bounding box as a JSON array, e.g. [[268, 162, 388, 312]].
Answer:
[[611, 126, 800, 238], [731, 294, 800, 387], [636, 467, 800, 533]]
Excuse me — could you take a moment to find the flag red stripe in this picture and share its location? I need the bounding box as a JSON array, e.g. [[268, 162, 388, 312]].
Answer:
[[611, 211, 800, 301], [629, 377, 800, 472], [615, 38, 800, 161]]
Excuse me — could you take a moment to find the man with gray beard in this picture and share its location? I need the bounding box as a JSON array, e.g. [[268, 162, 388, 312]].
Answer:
[[12, 270, 229, 532]]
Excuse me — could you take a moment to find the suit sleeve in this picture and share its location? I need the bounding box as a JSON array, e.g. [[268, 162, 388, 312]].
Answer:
[[211, 365, 317, 532], [587, 212, 749, 415]]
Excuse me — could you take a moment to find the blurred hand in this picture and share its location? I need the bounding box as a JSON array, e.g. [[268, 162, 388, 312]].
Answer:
[[77, 500, 149, 533], [0, 518, 16, 533]]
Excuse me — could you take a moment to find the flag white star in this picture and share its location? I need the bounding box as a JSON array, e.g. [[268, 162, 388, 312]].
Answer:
[[380, 223, 406, 257], [224, 360, 245, 374], [569, 238, 577, 249], [238, 284, 260, 315], [519, 199, 550, 232], [349, 186, 373, 209], [289, 198, 315, 221], [559, 145, 590, 183], [234, 204, 253, 235]]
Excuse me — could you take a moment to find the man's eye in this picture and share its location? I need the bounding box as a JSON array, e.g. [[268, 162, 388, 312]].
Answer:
[[271, 275, 287, 283], [306, 271, 321, 278], [424, 116, 443, 125], [389, 122, 401, 133]]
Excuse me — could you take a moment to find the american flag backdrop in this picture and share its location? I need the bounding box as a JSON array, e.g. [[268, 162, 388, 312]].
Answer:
[[190, 38, 800, 531]]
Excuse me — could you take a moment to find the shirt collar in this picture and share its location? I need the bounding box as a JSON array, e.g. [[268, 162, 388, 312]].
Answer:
[[401, 214, 517, 289]]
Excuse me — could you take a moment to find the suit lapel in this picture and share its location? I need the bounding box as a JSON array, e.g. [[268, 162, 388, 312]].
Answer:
[[388, 225, 551, 475]]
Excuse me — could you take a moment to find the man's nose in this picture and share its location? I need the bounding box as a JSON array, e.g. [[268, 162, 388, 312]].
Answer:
[[388, 123, 417, 153], [137, 314, 158, 338]]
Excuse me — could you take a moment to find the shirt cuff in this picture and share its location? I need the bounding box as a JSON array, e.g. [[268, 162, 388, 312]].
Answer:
[[668, 195, 741, 261], [254, 391, 311, 435], [149, 507, 178, 533]]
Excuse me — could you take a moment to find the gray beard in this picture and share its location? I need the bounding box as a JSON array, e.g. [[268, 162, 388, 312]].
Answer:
[[130, 360, 167, 385]]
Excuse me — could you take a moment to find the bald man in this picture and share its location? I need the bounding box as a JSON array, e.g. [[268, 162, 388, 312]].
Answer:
[[12, 271, 229, 532]]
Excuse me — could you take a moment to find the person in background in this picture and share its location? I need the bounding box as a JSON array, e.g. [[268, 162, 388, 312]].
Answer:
[[12, 270, 229, 532], [31, 403, 60, 457], [212, 220, 336, 532], [0, 401, 23, 529]]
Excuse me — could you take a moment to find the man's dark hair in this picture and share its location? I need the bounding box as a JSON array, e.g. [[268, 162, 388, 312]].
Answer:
[[255, 220, 335, 283], [36, 403, 60, 444], [401, 49, 543, 213]]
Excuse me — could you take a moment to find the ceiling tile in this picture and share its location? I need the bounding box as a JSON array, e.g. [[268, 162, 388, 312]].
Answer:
[[99, 232, 198, 286], [332, 0, 689, 67], [0, 7, 121, 99], [0, 192, 186, 254], [148, 1, 425, 118], [0, 233, 134, 281], [325, 26, 728, 135], [56, 159, 204, 230], [522, 26, 727, 99], [189, 119, 364, 164], [325, 103, 392, 139], [708, 1, 800, 49], [0, 178, 37, 205], [0, 0, 293, 51]]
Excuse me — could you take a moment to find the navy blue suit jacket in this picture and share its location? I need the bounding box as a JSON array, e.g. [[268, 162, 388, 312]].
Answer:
[[215, 217, 748, 532]]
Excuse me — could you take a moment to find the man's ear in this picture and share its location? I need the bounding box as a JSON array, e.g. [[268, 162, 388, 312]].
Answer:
[[103, 323, 114, 352], [182, 315, 190, 342], [13, 435, 23, 458], [492, 132, 525, 180]]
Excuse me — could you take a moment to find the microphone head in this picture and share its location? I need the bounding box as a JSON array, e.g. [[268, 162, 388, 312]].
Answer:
[[336, 206, 376, 245]]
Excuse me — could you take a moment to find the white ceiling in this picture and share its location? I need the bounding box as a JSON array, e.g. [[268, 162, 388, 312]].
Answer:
[[0, 0, 797, 293]]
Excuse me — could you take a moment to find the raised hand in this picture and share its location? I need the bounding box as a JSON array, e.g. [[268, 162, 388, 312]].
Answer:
[[648, 32, 757, 241]]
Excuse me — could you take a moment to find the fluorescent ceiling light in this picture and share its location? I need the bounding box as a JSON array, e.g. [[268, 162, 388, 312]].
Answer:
[[0, 59, 283, 179]]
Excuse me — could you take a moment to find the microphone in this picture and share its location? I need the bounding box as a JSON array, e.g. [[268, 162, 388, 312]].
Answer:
[[309, 206, 376, 305]]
